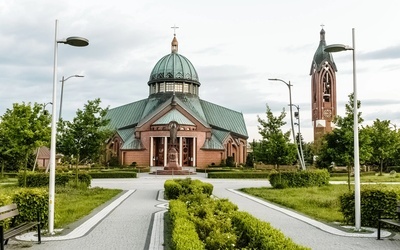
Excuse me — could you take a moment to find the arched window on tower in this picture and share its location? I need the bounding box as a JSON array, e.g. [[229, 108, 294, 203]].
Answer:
[[322, 61, 332, 102]]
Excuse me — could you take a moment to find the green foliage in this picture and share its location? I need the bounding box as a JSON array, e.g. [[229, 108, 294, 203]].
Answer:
[[269, 169, 330, 188], [57, 98, 112, 166], [316, 93, 372, 169], [207, 171, 270, 179], [340, 187, 398, 227], [226, 156, 234, 167], [0, 102, 51, 173], [164, 178, 213, 200], [245, 152, 254, 167], [12, 188, 48, 227], [232, 211, 310, 250], [17, 172, 70, 187], [363, 119, 399, 174], [17, 172, 91, 188], [88, 171, 137, 178], [169, 200, 205, 250], [255, 105, 297, 166], [164, 179, 183, 200]]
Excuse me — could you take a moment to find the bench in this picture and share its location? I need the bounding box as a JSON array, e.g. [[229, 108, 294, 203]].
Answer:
[[377, 206, 400, 240], [0, 204, 41, 250]]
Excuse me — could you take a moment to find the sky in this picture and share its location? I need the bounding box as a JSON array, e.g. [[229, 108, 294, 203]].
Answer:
[[1, 0, 400, 143]]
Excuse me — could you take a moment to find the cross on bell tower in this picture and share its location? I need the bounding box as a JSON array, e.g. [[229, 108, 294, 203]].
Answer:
[[310, 27, 338, 143]]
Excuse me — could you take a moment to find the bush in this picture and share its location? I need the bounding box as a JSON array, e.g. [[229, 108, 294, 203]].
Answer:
[[340, 187, 398, 227], [12, 188, 48, 228], [18, 172, 71, 187], [164, 179, 183, 200], [232, 211, 309, 250], [88, 171, 137, 179], [269, 170, 330, 188], [207, 172, 269, 179], [164, 178, 213, 200], [169, 200, 205, 250]]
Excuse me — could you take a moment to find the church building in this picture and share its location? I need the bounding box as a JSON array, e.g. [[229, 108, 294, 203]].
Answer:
[[310, 28, 338, 142], [103, 33, 248, 168]]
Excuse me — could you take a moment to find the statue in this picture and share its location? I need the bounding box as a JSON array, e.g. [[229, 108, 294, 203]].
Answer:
[[169, 121, 179, 147]]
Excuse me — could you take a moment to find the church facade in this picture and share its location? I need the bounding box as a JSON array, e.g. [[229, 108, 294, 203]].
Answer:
[[310, 28, 338, 142], [103, 34, 248, 168]]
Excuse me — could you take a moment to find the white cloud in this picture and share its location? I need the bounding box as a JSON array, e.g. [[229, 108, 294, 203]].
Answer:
[[1, 0, 400, 143]]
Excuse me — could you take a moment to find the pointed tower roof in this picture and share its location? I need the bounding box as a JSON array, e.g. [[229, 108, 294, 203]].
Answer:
[[310, 28, 337, 75]]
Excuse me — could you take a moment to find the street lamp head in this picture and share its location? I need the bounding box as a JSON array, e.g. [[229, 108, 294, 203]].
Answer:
[[74, 75, 84, 78], [324, 44, 353, 52], [60, 36, 89, 47]]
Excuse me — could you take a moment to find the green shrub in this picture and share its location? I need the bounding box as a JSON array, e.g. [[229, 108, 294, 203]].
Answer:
[[88, 171, 137, 178], [269, 170, 329, 188], [164, 178, 214, 200], [18, 172, 71, 187], [340, 187, 398, 227], [169, 200, 204, 250], [164, 180, 183, 200], [232, 211, 310, 250], [12, 188, 48, 227], [207, 172, 270, 179]]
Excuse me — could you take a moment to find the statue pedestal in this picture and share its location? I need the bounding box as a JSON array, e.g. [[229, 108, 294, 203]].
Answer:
[[164, 147, 182, 170]]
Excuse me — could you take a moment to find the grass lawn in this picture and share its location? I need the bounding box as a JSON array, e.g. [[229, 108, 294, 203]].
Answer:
[[0, 179, 122, 228], [330, 173, 400, 182], [241, 184, 400, 225]]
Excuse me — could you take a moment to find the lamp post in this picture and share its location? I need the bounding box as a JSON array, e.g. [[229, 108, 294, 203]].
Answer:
[[268, 78, 306, 170], [291, 104, 306, 168], [49, 19, 88, 234], [59, 75, 84, 120], [324, 28, 360, 230]]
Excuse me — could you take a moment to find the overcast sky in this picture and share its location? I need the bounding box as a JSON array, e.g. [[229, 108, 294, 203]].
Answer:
[[1, 0, 400, 143]]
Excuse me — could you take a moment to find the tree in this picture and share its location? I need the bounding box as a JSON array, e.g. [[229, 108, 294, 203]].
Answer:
[[57, 99, 112, 168], [0, 103, 51, 183], [256, 105, 297, 168], [363, 119, 399, 175], [316, 93, 371, 190]]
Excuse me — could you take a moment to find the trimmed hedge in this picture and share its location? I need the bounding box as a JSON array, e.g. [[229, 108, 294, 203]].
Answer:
[[17, 172, 92, 188], [232, 211, 309, 250], [169, 200, 205, 250], [164, 178, 213, 200], [340, 187, 399, 227], [269, 170, 330, 188], [207, 171, 269, 179], [11, 188, 48, 228], [88, 171, 137, 179]]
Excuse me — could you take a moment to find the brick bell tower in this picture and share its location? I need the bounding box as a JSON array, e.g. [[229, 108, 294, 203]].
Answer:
[[310, 28, 337, 142]]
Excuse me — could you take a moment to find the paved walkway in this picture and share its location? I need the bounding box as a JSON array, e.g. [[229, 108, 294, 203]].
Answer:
[[8, 174, 400, 249]]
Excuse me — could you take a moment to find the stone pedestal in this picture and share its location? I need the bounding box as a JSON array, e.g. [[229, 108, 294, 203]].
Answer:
[[164, 147, 182, 170]]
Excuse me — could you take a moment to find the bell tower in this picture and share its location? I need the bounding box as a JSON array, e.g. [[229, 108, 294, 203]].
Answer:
[[310, 28, 337, 142]]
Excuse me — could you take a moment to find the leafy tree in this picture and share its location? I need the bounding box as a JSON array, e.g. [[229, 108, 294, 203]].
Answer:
[[363, 119, 399, 175], [256, 105, 297, 168], [57, 98, 112, 166], [316, 93, 371, 190], [0, 103, 50, 183]]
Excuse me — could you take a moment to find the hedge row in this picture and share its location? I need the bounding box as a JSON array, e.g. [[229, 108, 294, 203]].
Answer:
[[169, 200, 204, 250], [0, 188, 48, 230], [340, 187, 399, 227], [164, 178, 213, 200], [166, 179, 309, 249], [269, 170, 330, 188], [207, 171, 270, 179], [17, 172, 91, 188], [232, 211, 309, 250], [88, 171, 137, 179]]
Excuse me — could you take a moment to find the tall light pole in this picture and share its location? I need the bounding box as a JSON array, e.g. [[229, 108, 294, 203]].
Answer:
[[268, 78, 306, 170], [325, 28, 360, 230], [49, 19, 88, 234], [291, 104, 306, 168], [59, 75, 84, 120]]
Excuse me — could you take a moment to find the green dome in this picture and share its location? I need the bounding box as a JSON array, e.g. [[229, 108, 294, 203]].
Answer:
[[148, 52, 199, 85]]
